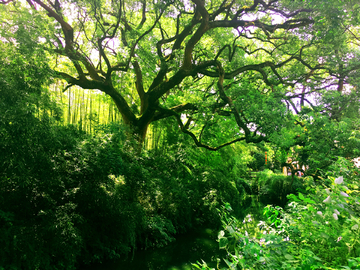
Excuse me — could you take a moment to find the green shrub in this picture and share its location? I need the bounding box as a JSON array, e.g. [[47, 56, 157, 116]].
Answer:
[[195, 160, 360, 269], [250, 170, 304, 206], [0, 119, 247, 269], [0, 44, 248, 269]]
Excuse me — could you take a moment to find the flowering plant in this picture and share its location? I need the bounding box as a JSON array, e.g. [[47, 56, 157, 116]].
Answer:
[[194, 158, 360, 269], [285, 174, 360, 267]]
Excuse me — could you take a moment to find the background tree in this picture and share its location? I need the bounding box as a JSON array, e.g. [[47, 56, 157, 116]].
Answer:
[[1, 0, 359, 149], [0, 40, 247, 269]]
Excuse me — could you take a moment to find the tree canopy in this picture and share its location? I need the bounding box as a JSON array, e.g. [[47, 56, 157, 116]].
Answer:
[[1, 0, 360, 150], [1, 2, 360, 269]]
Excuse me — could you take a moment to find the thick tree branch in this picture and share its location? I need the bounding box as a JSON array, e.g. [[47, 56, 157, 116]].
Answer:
[[232, 0, 261, 20], [127, 7, 165, 65], [171, 19, 199, 57], [182, 0, 210, 69], [32, 0, 102, 81], [149, 60, 217, 103], [152, 103, 198, 121], [266, 7, 312, 18], [33, 0, 73, 49], [209, 18, 314, 33], [209, 0, 231, 21], [149, 62, 169, 91], [216, 61, 251, 137], [0, 0, 15, 4], [138, 1, 146, 29], [133, 60, 147, 114], [97, 6, 122, 79], [156, 106, 247, 151]]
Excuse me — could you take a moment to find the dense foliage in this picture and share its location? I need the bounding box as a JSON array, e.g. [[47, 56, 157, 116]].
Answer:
[[0, 0, 360, 269], [195, 159, 360, 269], [0, 110, 246, 269], [0, 44, 251, 269], [1, 0, 359, 150]]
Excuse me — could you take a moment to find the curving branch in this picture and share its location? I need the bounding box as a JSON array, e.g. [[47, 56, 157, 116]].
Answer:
[[209, 0, 232, 21], [126, 7, 165, 66], [267, 7, 312, 18], [0, 0, 15, 4], [138, 0, 146, 29], [156, 106, 248, 151], [133, 60, 147, 114], [216, 61, 250, 137], [33, 0, 73, 49], [182, 0, 210, 69], [152, 103, 198, 122], [149, 60, 217, 102]]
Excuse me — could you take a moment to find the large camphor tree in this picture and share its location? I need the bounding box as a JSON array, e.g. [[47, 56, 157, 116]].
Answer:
[[1, 0, 359, 150]]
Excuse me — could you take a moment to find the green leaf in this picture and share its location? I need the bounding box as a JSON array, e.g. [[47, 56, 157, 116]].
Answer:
[[307, 205, 315, 211], [191, 263, 201, 269], [304, 198, 316, 204], [226, 225, 235, 234], [313, 256, 322, 261], [219, 237, 228, 249]]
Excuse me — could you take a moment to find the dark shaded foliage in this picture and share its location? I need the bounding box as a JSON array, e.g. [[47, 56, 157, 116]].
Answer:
[[0, 53, 243, 269], [249, 170, 305, 207]]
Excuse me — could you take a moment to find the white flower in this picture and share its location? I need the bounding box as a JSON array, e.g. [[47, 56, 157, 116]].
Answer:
[[317, 211, 323, 216], [340, 191, 349, 197], [333, 213, 338, 220], [323, 196, 331, 204], [334, 209, 340, 215], [325, 188, 331, 194], [337, 236, 342, 242], [335, 176, 343, 184]]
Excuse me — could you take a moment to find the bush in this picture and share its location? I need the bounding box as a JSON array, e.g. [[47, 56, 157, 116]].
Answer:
[[195, 159, 360, 269], [0, 118, 247, 269], [250, 170, 304, 206], [0, 44, 248, 269]]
